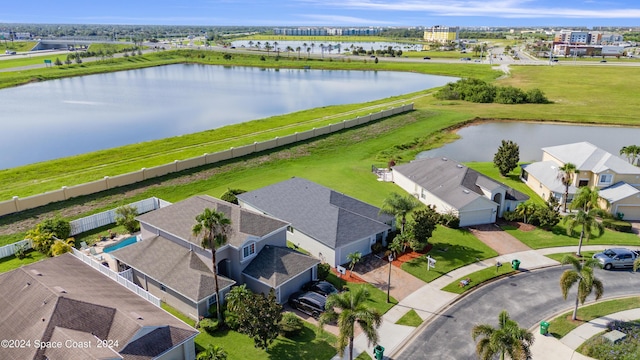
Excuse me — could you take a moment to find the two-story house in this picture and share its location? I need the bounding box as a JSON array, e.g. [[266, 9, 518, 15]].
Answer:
[[521, 142, 640, 219], [110, 195, 320, 320]]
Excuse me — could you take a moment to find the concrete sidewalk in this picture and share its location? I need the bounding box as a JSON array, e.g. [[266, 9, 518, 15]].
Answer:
[[333, 244, 640, 360]]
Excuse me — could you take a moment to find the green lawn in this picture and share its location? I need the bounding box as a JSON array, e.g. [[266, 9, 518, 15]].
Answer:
[[465, 163, 545, 205], [161, 302, 197, 327], [196, 321, 337, 360], [500, 222, 640, 249], [326, 273, 398, 314], [0, 250, 47, 273], [401, 226, 499, 283], [548, 297, 640, 339], [395, 309, 423, 327], [545, 251, 599, 263], [441, 264, 516, 294]]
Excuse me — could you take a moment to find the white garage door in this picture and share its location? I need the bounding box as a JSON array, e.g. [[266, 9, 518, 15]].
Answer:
[[459, 209, 495, 227], [617, 206, 640, 221]]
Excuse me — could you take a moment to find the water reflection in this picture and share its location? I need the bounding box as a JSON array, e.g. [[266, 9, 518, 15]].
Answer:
[[418, 121, 640, 163], [1, 64, 454, 169]]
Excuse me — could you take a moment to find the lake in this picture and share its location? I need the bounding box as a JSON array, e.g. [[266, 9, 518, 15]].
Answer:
[[418, 121, 640, 163], [1, 64, 454, 169]]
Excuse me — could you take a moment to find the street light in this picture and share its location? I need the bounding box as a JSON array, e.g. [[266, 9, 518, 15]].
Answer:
[[387, 254, 394, 303]]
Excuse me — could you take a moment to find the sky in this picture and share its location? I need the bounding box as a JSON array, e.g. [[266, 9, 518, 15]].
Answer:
[[2, 0, 640, 28]]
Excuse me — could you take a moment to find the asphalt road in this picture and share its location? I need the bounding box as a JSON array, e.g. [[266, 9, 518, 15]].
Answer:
[[397, 266, 640, 360]]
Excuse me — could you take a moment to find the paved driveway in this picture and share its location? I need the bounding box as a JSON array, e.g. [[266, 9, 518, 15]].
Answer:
[[353, 254, 426, 302], [468, 223, 531, 255], [396, 266, 640, 359]]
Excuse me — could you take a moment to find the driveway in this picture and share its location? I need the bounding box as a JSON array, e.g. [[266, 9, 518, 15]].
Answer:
[[353, 254, 426, 302], [467, 223, 531, 255]]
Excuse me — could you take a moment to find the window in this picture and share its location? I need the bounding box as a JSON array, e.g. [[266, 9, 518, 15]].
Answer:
[[160, 284, 166, 292], [287, 226, 294, 233], [578, 179, 589, 187], [208, 294, 217, 306], [599, 174, 613, 185], [242, 243, 256, 259]]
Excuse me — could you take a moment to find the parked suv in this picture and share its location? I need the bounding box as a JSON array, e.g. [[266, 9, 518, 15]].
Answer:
[[288, 291, 327, 318], [593, 248, 639, 270], [302, 280, 338, 297]]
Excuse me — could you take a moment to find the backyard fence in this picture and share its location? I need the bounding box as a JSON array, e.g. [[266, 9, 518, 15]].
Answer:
[[71, 248, 160, 307], [69, 197, 165, 236], [0, 239, 32, 259], [0, 103, 414, 218]]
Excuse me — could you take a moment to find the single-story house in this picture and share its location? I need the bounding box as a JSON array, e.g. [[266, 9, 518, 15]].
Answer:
[[237, 177, 395, 267], [392, 157, 529, 227], [110, 195, 319, 319], [0, 253, 198, 360], [521, 142, 640, 220]]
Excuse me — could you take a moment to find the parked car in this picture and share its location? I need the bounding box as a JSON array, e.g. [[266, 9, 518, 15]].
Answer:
[[600, 60, 607, 63], [460, 57, 471, 61], [593, 248, 639, 270], [288, 291, 327, 318], [423, 56, 431, 60], [302, 280, 338, 297]]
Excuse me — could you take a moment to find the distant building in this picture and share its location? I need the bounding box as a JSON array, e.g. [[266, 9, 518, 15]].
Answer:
[[273, 27, 380, 36], [424, 25, 459, 43]]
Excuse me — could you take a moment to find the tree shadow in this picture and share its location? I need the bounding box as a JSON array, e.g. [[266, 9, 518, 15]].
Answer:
[[268, 327, 336, 360]]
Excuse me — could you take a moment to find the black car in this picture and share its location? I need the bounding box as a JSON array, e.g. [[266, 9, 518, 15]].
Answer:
[[303, 280, 338, 296], [288, 291, 327, 318], [423, 56, 431, 60]]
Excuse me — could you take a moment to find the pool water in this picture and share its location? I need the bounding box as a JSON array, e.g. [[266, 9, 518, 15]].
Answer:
[[104, 236, 138, 253]]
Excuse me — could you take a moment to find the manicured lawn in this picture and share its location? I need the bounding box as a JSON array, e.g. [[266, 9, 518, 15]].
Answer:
[[500, 222, 640, 250], [401, 226, 499, 283], [548, 297, 640, 339], [441, 264, 516, 294], [355, 351, 373, 359], [161, 302, 196, 327], [0, 250, 47, 273], [545, 251, 598, 263], [326, 273, 398, 314], [395, 309, 423, 327], [196, 321, 337, 360], [465, 163, 545, 205]]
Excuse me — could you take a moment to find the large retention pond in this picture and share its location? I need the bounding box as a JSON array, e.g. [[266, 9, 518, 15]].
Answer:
[[1, 64, 454, 170]]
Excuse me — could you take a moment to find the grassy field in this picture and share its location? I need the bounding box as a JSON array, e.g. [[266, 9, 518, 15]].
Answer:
[[441, 265, 516, 294], [500, 222, 640, 249], [1, 41, 37, 52], [401, 226, 499, 283], [548, 297, 640, 339]]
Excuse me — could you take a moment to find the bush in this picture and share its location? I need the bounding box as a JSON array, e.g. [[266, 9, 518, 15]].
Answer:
[[371, 241, 385, 254], [224, 309, 240, 330], [279, 312, 304, 338], [495, 86, 527, 104], [525, 88, 550, 104], [502, 210, 521, 222], [199, 318, 219, 334], [220, 188, 246, 205], [439, 213, 460, 229], [602, 219, 633, 233], [317, 263, 331, 280]]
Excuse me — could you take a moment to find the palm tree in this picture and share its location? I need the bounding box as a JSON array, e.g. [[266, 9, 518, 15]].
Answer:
[[379, 192, 420, 234], [620, 145, 640, 165], [197, 344, 227, 360], [571, 186, 608, 212], [264, 42, 270, 56], [560, 255, 604, 320], [515, 202, 535, 224], [192, 208, 232, 322], [347, 251, 362, 276], [295, 46, 301, 59], [285, 45, 293, 57], [248, 40, 254, 48], [556, 162, 578, 212], [306, 47, 311, 58], [471, 310, 534, 360], [311, 42, 315, 54], [319, 286, 382, 360], [562, 208, 604, 256]]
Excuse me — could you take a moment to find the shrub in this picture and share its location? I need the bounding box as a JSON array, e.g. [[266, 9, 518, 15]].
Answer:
[[371, 241, 385, 254], [317, 263, 331, 280], [495, 86, 527, 104], [525, 88, 550, 104], [502, 210, 521, 222], [279, 312, 304, 338], [115, 205, 140, 233], [224, 309, 240, 330], [199, 318, 219, 334], [439, 213, 460, 229], [602, 219, 633, 233], [220, 188, 246, 205]]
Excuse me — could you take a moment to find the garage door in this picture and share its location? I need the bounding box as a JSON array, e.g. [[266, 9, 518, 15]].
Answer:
[[616, 206, 640, 221], [459, 209, 495, 227]]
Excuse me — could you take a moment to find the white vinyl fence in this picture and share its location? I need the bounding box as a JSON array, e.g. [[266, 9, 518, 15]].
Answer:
[[72, 248, 160, 307], [69, 197, 166, 236], [0, 239, 32, 259]]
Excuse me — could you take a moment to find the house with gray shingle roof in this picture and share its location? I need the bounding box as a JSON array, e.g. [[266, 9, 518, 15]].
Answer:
[[237, 177, 395, 267], [521, 142, 640, 220], [110, 195, 319, 319], [392, 157, 529, 227], [0, 253, 198, 360]]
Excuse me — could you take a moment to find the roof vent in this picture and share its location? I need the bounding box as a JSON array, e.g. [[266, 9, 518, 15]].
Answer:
[[130, 312, 144, 320], [463, 189, 470, 194], [456, 164, 463, 168], [442, 157, 448, 161], [30, 269, 42, 276], [53, 286, 67, 294]]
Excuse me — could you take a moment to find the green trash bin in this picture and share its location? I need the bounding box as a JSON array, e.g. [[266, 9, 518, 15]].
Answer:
[[540, 321, 550, 335], [373, 344, 385, 360], [511, 259, 521, 270]]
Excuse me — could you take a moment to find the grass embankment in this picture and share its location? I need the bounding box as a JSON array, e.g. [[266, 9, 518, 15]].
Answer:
[[402, 226, 498, 283], [1, 41, 37, 52], [441, 265, 516, 294], [548, 297, 640, 339]]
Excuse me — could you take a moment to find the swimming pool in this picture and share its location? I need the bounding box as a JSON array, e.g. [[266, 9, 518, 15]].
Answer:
[[103, 236, 138, 253]]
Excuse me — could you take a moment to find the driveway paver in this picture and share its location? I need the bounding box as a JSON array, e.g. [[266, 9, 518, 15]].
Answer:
[[468, 223, 531, 254], [354, 254, 426, 302]]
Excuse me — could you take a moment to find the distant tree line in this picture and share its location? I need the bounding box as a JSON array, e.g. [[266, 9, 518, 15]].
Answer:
[[435, 78, 550, 104]]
